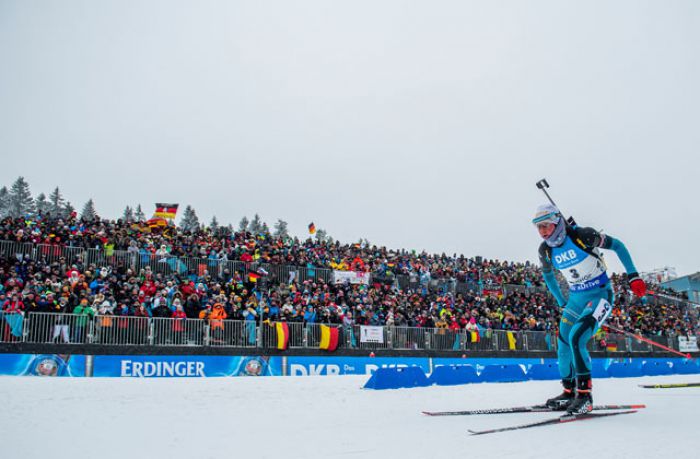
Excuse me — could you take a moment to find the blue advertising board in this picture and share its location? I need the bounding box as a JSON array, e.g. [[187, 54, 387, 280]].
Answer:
[[0, 353, 695, 378], [93, 355, 284, 377], [286, 356, 431, 376], [0, 354, 86, 377]]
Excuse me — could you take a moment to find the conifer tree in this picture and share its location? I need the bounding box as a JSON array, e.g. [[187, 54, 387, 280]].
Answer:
[[7, 176, 35, 217], [80, 199, 97, 221], [48, 187, 66, 217], [273, 219, 289, 239], [179, 205, 200, 232], [238, 216, 249, 232]]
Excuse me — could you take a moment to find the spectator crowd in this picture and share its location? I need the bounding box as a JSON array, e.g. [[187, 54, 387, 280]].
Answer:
[[1, 214, 697, 344]]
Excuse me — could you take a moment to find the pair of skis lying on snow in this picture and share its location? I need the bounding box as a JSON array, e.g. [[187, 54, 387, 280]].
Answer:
[[423, 404, 645, 435]]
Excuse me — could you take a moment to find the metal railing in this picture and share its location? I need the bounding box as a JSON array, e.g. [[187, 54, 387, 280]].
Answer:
[[3, 312, 695, 355]]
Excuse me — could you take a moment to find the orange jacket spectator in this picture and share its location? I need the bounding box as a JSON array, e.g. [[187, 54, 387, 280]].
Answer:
[[210, 303, 227, 330]]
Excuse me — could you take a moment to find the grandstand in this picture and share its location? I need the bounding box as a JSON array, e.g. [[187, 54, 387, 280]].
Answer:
[[1, 202, 697, 353]]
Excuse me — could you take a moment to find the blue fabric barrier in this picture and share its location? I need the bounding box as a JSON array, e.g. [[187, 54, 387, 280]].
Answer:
[[607, 361, 643, 378], [641, 361, 673, 376], [363, 366, 430, 390], [479, 364, 527, 383], [527, 363, 560, 380], [429, 365, 480, 385], [591, 359, 610, 378], [673, 360, 700, 375]]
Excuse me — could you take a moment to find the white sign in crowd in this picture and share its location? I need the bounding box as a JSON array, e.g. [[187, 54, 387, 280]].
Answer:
[[678, 336, 699, 352], [360, 325, 384, 343], [333, 270, 371, 285]]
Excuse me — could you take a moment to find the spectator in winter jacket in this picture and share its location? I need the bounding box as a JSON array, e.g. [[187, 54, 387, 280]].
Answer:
[[2, 293, 25, 341], [72, 298, 95, 343], [171, 305, 187, 344], [209, 303, 227, 343]]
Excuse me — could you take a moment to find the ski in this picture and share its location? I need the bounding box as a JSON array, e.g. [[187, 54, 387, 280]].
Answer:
[[639, 382, 700, 389], [467, 410, 638, 436], [422, 404, 645, 416]]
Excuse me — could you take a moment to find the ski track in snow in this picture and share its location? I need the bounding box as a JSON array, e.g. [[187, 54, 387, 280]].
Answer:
[[1, 374, 699, 459]]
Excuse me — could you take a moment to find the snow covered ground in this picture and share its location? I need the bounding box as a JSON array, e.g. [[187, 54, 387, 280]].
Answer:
[[1, 374, 699, 459]]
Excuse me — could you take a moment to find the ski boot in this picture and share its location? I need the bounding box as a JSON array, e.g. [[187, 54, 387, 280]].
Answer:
[[566, 376, 593, 415], [545, 379, 576, 411]]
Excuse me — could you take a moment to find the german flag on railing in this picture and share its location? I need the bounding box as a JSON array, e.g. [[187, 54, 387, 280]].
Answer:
[[248, 272, 261, 283], [276, 322, 289, 350], [154, 203, 179, 219], [319, 325, 339, 352]]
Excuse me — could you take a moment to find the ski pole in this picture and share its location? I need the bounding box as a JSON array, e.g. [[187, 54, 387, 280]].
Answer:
[[563, 307, 695, 360], [602, 324, 695, 360], [639, 382, 700, 389]]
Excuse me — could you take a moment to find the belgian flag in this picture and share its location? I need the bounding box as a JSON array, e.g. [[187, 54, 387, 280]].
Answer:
[[319, 325, 339, 352], [276, 322, 289, 350]]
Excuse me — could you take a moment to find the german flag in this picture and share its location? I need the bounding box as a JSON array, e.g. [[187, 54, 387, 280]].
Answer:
[[319, 324, 339, 352], [154, 203, 179, 219], [308, 222, 316, 234], [276, 322, 289, 350], [606, 342, 618, 352], [146, 217, 168, 228], [248, 272, 261, 283]]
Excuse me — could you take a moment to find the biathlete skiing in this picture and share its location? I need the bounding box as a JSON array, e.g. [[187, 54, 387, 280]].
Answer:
[[533, 203, 647, 415]]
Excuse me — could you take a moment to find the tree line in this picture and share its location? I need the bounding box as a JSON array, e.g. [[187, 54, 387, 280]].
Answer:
[[0, 176, 331, 242]]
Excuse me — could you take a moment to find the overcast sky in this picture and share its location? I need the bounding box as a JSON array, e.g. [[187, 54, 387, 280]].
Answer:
[[1, 1, 698, 276]]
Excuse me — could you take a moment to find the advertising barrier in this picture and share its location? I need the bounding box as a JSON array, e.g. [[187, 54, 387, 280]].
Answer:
[[1, 354, 697, 379], [0, 354, 86, 377], [286, 356, 431, 376], [94, 355, 283, 377]]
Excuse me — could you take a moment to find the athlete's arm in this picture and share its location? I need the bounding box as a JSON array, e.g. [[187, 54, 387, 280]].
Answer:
[[539, 242, 566, 307], [574, 227, 639, 276]]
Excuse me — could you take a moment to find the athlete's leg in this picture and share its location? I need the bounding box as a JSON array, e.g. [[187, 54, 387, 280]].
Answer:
[[547, 308, 579, 409], [570, 289, 614, 378], [557, 314, 575, 381], [566, 288, 615, 414]]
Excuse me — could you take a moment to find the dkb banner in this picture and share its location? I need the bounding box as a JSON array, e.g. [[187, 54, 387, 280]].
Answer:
[[286, 356, 431, 376]]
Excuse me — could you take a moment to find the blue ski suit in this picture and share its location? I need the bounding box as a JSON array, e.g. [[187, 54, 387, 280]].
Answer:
[[539, 226, 639, 381]]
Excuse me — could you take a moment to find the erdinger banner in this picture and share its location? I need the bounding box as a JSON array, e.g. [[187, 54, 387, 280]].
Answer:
[[333, 270, 370, 285], [0, 354, 86, 377], [93, 355, 283, 377]]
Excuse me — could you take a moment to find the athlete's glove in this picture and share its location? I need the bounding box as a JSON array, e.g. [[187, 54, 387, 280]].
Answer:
[[628, 273, 647, 297]]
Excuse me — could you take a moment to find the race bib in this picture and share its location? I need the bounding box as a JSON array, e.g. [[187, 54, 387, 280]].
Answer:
[[591, 298, 612, 325]]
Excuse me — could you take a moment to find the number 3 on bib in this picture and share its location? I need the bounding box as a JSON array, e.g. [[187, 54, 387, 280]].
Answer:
[[591, 299, 612, 325]]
